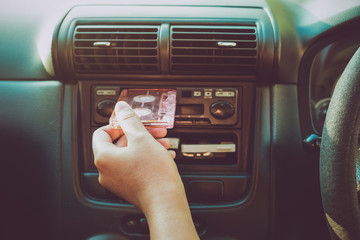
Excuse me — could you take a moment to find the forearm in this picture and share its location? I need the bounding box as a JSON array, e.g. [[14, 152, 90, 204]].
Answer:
[[141, 182, 199, 240]]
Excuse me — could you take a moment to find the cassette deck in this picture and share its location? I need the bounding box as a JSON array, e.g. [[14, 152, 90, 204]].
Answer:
[[93, 86, 240, 127], [92, 86, 241, 166]]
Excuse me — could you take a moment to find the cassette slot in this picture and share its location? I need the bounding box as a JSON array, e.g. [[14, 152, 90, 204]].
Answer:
[[168, 133, 237, 165], [175, 118, 211, 126]]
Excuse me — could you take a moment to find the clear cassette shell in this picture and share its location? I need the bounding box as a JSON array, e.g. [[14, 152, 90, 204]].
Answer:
[[110, 89, 177, 129]]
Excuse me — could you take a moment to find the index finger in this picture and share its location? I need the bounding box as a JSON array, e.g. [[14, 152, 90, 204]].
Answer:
[[100, 125, 125, 141], [92, 126, 119, 155]]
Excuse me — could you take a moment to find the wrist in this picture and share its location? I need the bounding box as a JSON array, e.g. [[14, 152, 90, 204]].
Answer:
[[138, 178, 188, 215], [139, 181, 199, 240]]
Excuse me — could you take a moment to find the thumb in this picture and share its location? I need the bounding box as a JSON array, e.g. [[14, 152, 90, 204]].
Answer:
[[115, 101, 150, 143]]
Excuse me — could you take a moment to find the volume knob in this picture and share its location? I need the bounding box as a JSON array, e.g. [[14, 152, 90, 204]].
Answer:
[[210, 101, 235, 119], [96, 99, 116, 117]]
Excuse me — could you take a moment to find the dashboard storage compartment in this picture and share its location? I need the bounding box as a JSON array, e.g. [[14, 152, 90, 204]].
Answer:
[[82, 173, 248, 204]]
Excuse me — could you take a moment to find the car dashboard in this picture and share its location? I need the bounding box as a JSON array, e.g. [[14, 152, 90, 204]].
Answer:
[[1, 0, 360, 239]]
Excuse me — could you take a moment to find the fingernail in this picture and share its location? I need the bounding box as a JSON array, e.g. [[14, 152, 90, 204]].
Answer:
[[115, 101, 132, 118]]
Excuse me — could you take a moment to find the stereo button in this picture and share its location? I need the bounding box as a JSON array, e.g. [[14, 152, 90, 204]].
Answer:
[[215, 91, 235, 97], [183, 153, 195, 157], [193, 91, 202, 97], [204, 91, 212, 98], [203, 152, 214, 157], [210, 101, 235, 119], [168, 138, 180, 149]]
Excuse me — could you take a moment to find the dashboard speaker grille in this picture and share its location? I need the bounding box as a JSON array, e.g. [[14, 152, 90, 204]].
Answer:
[[73, 25, 160, 74], [170, 25, 258, 75]]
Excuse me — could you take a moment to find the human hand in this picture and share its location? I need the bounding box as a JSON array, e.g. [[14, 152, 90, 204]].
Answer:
[[92, 101, 181, 210]]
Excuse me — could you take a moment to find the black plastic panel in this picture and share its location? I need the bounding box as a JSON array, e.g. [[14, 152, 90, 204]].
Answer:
[[82, 173, 248, 204], [60, 80, 270, 239], [0, 81, 62, 239]]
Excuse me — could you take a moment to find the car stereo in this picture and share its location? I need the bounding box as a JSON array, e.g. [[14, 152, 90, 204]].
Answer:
[[82, 83, 249, 205], [90, 85, 242, 168], [92, 86, 240, 127]]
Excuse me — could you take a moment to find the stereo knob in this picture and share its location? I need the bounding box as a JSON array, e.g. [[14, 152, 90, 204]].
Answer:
[[210, 101, 235, 119], [96, 99, 116, 117]]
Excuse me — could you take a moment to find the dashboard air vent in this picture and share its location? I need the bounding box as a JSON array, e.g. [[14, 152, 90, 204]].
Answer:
[[73, 25, 160, 74], [170, 25, 258, 75]]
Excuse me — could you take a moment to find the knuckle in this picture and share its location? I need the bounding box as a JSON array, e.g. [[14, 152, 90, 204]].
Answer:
[[162, 138, 171, 148], [98, 175, 105, 187], [94, 158, 102, 170], [94, 151, 108, 170]]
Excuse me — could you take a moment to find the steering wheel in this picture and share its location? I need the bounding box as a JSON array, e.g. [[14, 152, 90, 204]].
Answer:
[[320, 47, 360, 240]]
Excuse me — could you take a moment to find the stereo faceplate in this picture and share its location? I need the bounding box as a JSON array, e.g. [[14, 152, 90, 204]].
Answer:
[[92, 86, 240, 127]]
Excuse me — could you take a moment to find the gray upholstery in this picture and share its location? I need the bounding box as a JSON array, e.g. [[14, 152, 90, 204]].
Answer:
[[320, 47, 360, 240]]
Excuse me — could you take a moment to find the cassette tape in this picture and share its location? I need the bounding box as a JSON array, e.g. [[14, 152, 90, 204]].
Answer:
[[110, 89, 177, 129]]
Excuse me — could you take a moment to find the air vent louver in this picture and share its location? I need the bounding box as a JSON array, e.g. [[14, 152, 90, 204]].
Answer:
[[73, 25, 160, 74], [170, 25, 258, 75]]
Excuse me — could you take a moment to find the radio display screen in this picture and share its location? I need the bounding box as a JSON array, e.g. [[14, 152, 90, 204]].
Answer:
[[176, 104, 204, 115]]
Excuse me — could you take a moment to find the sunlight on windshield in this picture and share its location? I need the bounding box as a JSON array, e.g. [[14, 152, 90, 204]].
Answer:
[[289, 0, 360, 25]]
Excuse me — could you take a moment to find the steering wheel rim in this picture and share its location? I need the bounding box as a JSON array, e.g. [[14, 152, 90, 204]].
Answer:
[[320, 47, 360, 240]]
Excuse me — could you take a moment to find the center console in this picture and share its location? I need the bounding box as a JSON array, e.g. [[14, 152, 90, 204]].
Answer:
[[81, 82, 253, 205], [56, 3, 275, 239]]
